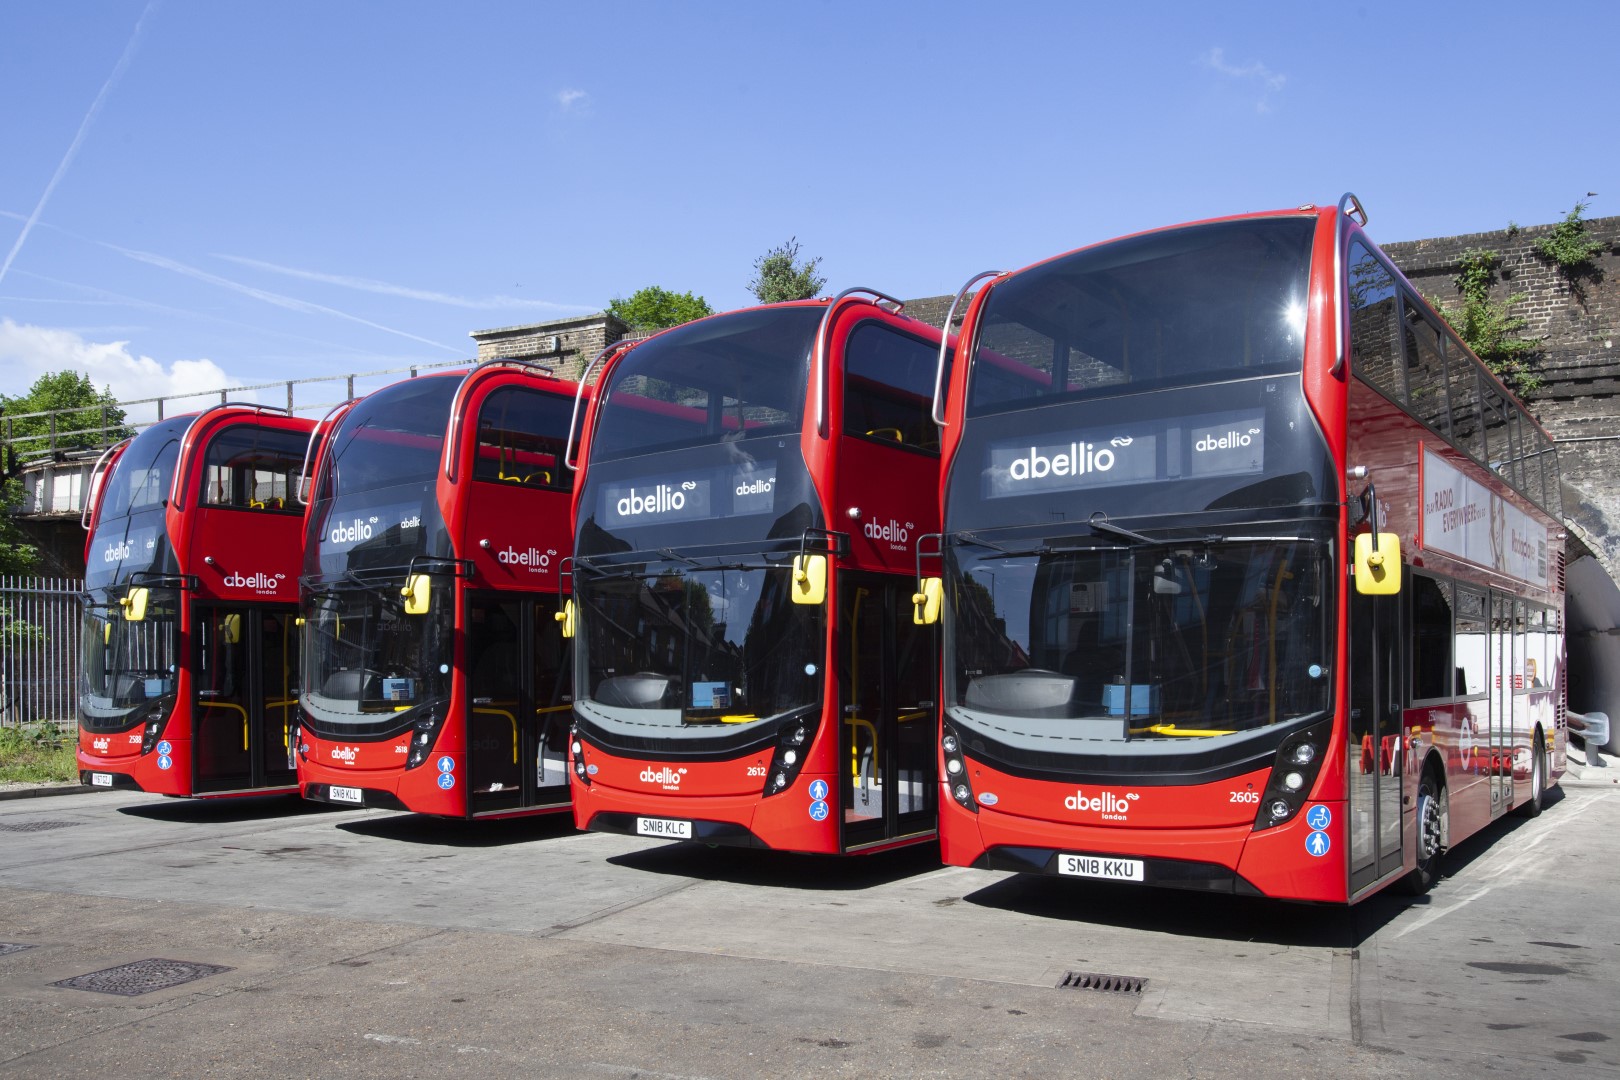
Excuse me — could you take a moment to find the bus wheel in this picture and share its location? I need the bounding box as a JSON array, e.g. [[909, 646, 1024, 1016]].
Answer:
[[1518, 734, 1545, 819], [1400, 771, 1445, 895]]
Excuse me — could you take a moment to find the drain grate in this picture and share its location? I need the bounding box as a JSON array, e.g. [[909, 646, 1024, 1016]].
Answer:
[[1058, 970, 1147, 994], [51, 959, 233, 996], [0, 943, 36, 956], [0, 819, 84, 833]]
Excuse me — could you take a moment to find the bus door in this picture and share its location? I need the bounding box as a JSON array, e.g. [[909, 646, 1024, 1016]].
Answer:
[[1348, 588, 1404, 892], [837, 571, 938, 849], [193, 604, 298, 792], [1488, 594, 1514, 818], [466, 592, 572, 815]]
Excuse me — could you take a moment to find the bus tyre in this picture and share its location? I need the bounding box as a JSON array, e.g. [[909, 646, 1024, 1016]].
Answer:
[[1518, 734, 1545, 819], [1400, 770, 1445, 895]]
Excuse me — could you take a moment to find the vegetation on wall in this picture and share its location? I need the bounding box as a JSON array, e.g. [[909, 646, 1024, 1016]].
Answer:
[[1534, 200, 1606, 278], [1430, 248, 1543, 398], [606, 286, 714, 332], [748, 237, 825, 304]]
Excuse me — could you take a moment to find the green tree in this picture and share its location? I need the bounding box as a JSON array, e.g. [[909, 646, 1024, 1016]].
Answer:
[[606, 286, 714, 332], [0, 478, 38, 574], [748, 237, 826, 304], [1, 370, 131, 459], [1429, 249, 1543, 397]]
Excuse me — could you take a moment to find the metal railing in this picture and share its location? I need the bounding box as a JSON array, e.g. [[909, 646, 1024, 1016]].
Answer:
[[0, 575, 83, 729], [2, 359, 473, 467]]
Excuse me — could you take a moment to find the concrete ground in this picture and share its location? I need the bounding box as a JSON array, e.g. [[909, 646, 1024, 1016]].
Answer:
[[0, 779, 1616, 1078]]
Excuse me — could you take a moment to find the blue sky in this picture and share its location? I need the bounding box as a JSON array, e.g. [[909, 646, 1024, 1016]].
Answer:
[[2, 1, 1615, 414]]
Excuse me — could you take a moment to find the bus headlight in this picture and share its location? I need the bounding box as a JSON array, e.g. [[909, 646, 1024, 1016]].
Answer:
[[404, 708, 446, 769], [1253, 719, 1331, 832], [569, 727, 591, 787], [763, 719, 811, 796], [941, 723, 977, 813], [138, 700, 172, 755]]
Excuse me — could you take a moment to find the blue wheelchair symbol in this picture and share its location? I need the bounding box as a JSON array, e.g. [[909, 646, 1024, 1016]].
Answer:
[[808, 780, 829, 801], [1305, 830, 1331, 857], [808, 799, 829, 822], [1306, 805, 1332, 831], [156, 741, 172, 756], [437, 772, 455, 790], [437, 756, 455, 774]]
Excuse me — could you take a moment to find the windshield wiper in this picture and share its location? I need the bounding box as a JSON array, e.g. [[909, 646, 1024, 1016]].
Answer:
[[1086, 513, 1160, 547]]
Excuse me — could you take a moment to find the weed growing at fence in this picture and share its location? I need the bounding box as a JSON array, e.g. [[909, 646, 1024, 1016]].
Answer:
[[0, 722, 77, 785]]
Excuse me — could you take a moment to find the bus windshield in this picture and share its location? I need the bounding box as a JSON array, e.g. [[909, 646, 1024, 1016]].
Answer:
[[968, 218, 1316, 416], [575, 555, 825, 742], [589, 305, 822, 462], [79, 587, 180, 733], [300, 580, 453, 737], [948, 524, 1332, 752], [307, 375, 458, 578]]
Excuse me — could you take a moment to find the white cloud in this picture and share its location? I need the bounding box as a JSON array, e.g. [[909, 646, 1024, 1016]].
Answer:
[[556, 88, 589, 111], [1202, 47, 1286, 113], [0, 319, 239, 407], [213, 254, 588, 313]]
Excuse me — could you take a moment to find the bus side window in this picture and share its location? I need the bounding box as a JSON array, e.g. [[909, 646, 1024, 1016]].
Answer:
[[1409, 575, 1454, 702], [472, 386, 575, 493], [1347, 242, 1403, 403], [842, 323, 947, 454]]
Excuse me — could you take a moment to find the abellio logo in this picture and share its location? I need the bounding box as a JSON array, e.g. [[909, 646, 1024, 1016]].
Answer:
[[1063, 788, 1140, 821], [102, 540, 132, 563], [329, 516, 375, 545], [639, 765, 688, 787], [223, 571, 285, 590], [1195, 427, 1260, 453], [618, 484, 688, 517], [330, 746, 359, 763], [735, 477, 774, 497], [497, 546, 555, 571], [1008, 441, 1117, 482]]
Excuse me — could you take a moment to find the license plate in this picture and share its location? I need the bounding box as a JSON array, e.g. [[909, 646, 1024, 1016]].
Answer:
[[1058, 854, 1144, 881], [328, 785, 363, 804], [635, 816, 692, 839], [90, 773, 113, 788]]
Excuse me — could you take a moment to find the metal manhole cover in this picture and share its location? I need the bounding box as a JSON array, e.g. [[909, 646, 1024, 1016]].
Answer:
[[1058, 970, 1147, 993], [0, 943, 35, 956], [0, 820, 84, 833], [52, 959, 233, 996]]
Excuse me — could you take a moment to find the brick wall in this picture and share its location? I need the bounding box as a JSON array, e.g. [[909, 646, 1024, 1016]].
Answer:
[[469, 312, 633, 384], [1380, 215, 1620, 568]]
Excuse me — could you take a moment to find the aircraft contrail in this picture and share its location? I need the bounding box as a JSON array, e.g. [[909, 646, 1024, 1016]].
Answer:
[[0, 2, 158, 289]]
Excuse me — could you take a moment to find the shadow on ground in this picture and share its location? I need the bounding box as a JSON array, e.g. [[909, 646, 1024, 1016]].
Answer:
[[608, 837, 945, 892]]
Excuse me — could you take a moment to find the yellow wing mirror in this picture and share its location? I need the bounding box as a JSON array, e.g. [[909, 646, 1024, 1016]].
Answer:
[[401, 573, 432, 615], [791, 554, 827, 606], [120, 586, 150, 623], [913, 576, 943, 625], [1354, 532, 1403, 595], [554, 598, 575, 639], [222, 612, 242, 644]]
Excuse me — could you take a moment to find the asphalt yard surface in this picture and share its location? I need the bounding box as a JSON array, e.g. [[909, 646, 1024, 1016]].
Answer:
[[0, 783, 1616, 1078]]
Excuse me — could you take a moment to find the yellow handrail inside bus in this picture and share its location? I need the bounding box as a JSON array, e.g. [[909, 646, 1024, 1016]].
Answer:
[[1130, 722, 1235, 738], [199, 700, 251, 751], [1269, 561, 1294, 727], [719, 714, 759, 724], [845, 715, 877, 778], [474, 706, 518, 764], [535, 703, 573, 715]]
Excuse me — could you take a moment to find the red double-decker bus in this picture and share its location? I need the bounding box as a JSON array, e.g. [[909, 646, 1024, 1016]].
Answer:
[[565, 295, 948, 854], [79, 404, 317, 797], [296, 361, 578, 818], [924, 195, 1565, 901]]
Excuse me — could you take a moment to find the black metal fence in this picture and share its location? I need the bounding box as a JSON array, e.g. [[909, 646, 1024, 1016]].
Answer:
[[0, 576, 82, 729]]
